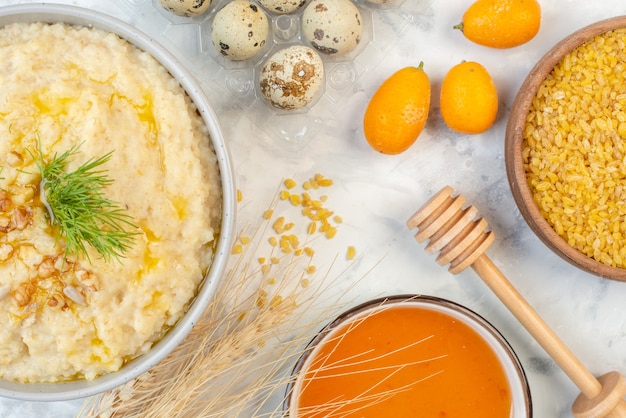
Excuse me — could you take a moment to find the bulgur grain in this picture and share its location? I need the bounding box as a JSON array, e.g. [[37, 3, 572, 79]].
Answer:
[[231, 243, 243, 255], [284, 179, 297, 189], [347, 245, 356, 260], [523, 28, 626, 268], [273, 216, 285, 234], [289, 194, 302, 206]]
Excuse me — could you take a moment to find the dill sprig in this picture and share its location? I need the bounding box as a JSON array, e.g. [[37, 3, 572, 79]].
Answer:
[[34, 143, 139, 263]]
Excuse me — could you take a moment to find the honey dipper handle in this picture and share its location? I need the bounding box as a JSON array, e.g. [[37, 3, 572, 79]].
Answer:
[[471, 254, 602, 398], [409, 185, 626, 416], [473, 255, 626, 417]]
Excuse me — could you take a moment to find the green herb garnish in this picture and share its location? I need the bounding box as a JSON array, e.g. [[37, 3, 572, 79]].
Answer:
[[33, 143, 139, 262]]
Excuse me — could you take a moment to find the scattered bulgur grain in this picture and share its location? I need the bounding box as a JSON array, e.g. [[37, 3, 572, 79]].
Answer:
[[231, 244, 243, 255], [231, 174, 347, 310], [279, 236, 293, 253], [347, 245, 356, 260], [289, 194, 302, 206], [288, 234, 299, 248], [237, 189, 243, 202], [273, 217, 285, 234], [523, 28, 626, 268], [284, 178, 297, 189]]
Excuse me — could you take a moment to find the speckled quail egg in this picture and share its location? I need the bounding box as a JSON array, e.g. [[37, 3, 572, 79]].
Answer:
[[302, 0, 363, 56], [258, 0, 307, 14], [158, 0, 212, 17], [211, 0, 269, 61], [259, 45, 325, 110]]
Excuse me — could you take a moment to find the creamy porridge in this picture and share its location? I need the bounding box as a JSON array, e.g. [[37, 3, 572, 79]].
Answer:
[[0, 22, 221, 383]]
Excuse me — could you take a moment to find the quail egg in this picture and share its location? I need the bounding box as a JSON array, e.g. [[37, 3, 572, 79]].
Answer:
[[259, 45, 325, 110], [258, 0, 307, 14], [302, 0, 363, 56], [158, 0, 212, 17], [211, 0, 270, 61]]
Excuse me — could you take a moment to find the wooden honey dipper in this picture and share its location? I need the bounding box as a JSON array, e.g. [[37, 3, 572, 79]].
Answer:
[[407, 186, 626, 418]]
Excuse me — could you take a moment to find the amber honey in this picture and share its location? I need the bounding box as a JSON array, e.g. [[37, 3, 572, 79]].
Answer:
[[288, 295, 531, 418]]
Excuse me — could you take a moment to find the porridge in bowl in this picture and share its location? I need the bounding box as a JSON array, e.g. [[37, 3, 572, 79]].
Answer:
[[0, 22, 221, 383]]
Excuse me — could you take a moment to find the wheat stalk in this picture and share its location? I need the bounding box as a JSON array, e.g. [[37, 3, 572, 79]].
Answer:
[[77, 175, 359, 418], [76, 174, 446, 418]]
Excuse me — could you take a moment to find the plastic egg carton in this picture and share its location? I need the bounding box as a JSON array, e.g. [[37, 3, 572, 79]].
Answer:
[[114, 0, 419, 146]]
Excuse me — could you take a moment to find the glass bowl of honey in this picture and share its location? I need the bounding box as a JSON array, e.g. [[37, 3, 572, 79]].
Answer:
[[285, 294, 532, 417]]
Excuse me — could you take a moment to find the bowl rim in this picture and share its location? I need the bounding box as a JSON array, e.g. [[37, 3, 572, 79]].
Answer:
[[0, 3, 236, 401], [284, 294, 533, 417], [504, 15, 626, 281]]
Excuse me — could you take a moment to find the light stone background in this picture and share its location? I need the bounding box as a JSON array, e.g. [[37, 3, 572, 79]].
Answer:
[[1, 0, 626, 417]]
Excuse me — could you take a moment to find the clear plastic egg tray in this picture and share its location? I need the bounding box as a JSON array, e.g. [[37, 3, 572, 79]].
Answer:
[[110, 0, 421, 146]]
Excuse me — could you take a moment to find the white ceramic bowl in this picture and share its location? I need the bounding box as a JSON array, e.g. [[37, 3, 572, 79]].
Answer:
[[286, 295, 532, 417], [0, 3, 236, 402]]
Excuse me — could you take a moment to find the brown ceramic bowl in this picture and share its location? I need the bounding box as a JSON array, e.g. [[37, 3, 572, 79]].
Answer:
[[505, 16, 626, 281]]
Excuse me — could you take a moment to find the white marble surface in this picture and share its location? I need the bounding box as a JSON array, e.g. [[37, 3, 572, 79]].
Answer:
[[2, 0, 626, 417]]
